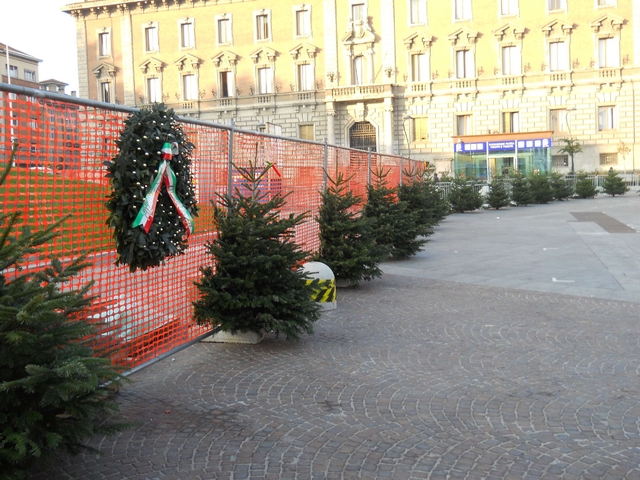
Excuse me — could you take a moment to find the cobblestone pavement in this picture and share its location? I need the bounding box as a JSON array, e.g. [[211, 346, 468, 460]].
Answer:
[[35, 275, 640, 479], [35, 197, 640, 479]]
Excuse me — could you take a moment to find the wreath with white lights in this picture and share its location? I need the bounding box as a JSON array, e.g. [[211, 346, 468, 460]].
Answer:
[[105, 104, 198, 272]]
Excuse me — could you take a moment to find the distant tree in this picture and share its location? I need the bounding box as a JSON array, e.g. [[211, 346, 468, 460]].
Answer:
[[448, 176, 483, 213], [486, 175, 511, 210], [550, 171, 574, 201], [557, 138, 583, 175], [510, 171, 533, 206], [574, 171, 598, 199], [602, 169, 629, 197], [528, 171, 554, 204]]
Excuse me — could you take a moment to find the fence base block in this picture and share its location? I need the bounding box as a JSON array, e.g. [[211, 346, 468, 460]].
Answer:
[[202, 330, 264, 344]]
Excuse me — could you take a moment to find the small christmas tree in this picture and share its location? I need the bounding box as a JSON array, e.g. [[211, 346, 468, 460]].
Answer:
[[315, 172, 383, 286], [448, 176, 483, 213], [602, 169, 629, 197], [364, 167, 425, 259], [550, 171, 573, 201], [194, 162, 321, 341], [486, 175, 511, 210], [528, 171, 554, 204], [574, 171, 598, 199], [398, 168, 449, 235], [0, 145, 129, 479], [510, 171, 533, 206]]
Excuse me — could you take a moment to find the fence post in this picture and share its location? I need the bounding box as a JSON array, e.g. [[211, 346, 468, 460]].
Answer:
[[399, 155, 403, 187], [367, 148, 372, 186], [323, 138, 328, 191], [227, 122, 234, 213]]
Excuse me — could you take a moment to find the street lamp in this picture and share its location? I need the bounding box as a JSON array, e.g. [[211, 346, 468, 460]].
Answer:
[[566, 107, 576, 174]]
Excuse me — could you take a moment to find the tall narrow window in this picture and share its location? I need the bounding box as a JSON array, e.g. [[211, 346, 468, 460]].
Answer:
[[502, 45, 520, 75], [456, 50, 474, 78], [502, 111, 520, 133], [147, 77, 161, 103], [454, 0, 472, 20], [99, 82, 111, 103], [457, 115, 471, 135], [258, 67, 273, 94], [598, 37, 619, 68], [299, 124, 315, 140], [180, 20, 195, 48], [182, 74, 197, 100], [351, 3, 366, 22], [548, 0, 566, 10], [256, 14, 270, 41], [414, 116, 428, 141], [500, 0, 518, 15], [409, 0, 427, 25], [352, 55, 364, 85], [24, 70, 36, 82], [549, 41, 568, 71], [218, 18, 231, 44], [598, 105, 615, 130], [549, 109, 568, 132], [296, 9, 311, 36], [99, 32, 111, 56], [297, 63, 314, 91], [7, 65, 18, 78], [219, 71, 233, 97], [145, 25, 159, 52], [411, 53, 429, 82]]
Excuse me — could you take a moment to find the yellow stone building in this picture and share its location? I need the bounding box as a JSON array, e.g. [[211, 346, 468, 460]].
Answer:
[[63, 0, 640, 176]]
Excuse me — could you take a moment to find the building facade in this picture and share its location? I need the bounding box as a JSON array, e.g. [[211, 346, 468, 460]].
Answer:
[[62, 0, 640, 176]]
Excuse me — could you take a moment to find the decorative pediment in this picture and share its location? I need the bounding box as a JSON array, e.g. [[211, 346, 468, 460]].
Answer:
[[448, 27, 479, 46], [289, 43, 319, 61], [403, 32, 434, 51], [211, 50, 240, 68], [590, 13, 624, 33], [493, 23, 526, 42], [541, 20, 574, 37], [92, 62, 117, 78], [173, 53, 202, 71], [139, 57, 165, 74], [342, 18, 375, 45], [250, 47, 277, 64]]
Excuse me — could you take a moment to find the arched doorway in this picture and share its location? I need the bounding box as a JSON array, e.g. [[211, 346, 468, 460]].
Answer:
[[349, 121, 377, 152]]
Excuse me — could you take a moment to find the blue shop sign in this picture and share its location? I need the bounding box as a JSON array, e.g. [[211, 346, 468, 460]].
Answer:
[[455, 142, 486, 153], [488, 140, 516, 151], [517, 138, 552, 149]]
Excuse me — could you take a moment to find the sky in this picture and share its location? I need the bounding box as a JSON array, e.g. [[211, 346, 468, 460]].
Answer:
[[2, 0, 79, 94]]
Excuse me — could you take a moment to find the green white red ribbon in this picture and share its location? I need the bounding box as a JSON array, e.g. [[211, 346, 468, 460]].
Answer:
[[132, 142, 195, 236]]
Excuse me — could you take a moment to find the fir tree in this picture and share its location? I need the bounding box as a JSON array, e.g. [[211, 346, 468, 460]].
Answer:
[[194, 162, 321, 341], [574, 171, 598, 199], [398, 167, 449, 234], [510, 171, 533, 206], [550, 171, 573, 201], [363, 167, 425, 259], [528, 171, 554, 204], [448, 176, 483, 213], [602, 170, 629, 197], [0, 145, 129, 480], [486, 175, 511, 210], [315, 172, 383, 286]]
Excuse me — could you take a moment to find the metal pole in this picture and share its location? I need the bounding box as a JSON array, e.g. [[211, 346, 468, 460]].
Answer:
[[323, 137, 328, 190], [227, 119, 234, 213], [367, 147, 372, 186], [5, 44, 10, 85]]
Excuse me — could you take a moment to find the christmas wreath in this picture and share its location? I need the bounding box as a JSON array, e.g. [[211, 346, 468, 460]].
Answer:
[[105, 104, 198, 272]]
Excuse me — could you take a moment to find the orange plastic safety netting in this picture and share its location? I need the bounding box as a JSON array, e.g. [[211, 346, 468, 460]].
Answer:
[[0, 85, 421, 369]]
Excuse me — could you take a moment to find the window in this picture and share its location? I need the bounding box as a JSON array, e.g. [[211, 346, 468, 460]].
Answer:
[[256, 13, 270, 41], [299, 124, 314, 140], [597, 0, 615, 5], [297, 63, 314, 91], [296, 8, 311, 36], [457, 114, 472, 135], [24, 70, 36, 82], [549, 109, 568, 133], [454, 0, 472, 20], [598, 37, 619, 68], [147, 77, 161, 103], [182, 74, 198, 100], [99, 82, 111, 103], [456, 50, 474, 78], [413, 116, 428, 141], [99, 32, 111, 56], [409, 0, 427, 25], [7, 65, 17, 78], [502, 111, 519, 133], [219, 71, 234, 97], [549, 41, 568, 71], [218, 18, 232, 44], [352, 55, 364, 85], [598, 105, 615, 130], [258, 67, 273, 94], [500, 0, 518, 15], [548, 0, 566, 10], [145, 25, 159, 52], [411, 53, 429, 82], [351, 3, 366, 22], [180, 20, 195, 48], [552, 154, 569, 167], [502, 46, 520, 75], [599, 153, 617, 165]]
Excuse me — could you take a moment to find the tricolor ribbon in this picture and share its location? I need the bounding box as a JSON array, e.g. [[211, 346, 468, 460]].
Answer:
[[132, 142, 195, 236], [266, 161, 281, 177]]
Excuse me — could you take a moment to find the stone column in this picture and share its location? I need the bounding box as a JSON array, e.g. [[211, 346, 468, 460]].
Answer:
[[73, 12, 90, 99], [120, 5, 136, 106]]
